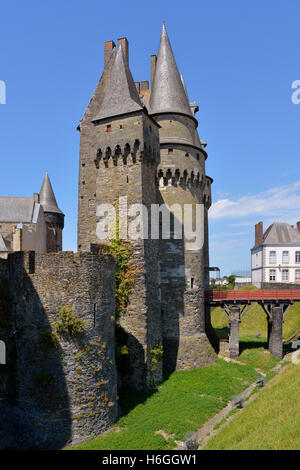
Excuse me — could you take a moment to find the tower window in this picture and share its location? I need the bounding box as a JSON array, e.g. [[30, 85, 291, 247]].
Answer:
[[106, 125, 111, 133], [191, 278, 194, 289], [120, 124, 123, 129], [168, 148, 173, 155], [185, 152, 189, 157], [196, 153, 200, 161]]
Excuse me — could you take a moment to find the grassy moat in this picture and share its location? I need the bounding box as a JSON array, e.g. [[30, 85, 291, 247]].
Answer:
[[70, 301, 300, 450]]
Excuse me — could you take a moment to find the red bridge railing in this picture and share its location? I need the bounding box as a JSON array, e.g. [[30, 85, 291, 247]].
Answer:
[[205, 289, 300, 303]]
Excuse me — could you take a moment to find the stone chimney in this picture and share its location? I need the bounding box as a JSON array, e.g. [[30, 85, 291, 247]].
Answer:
[[104, 40, 116, 68], [255, 221, 263, 247], [151, 54, 157, 89], [297, 221, 300, 234], [117, 37, 129, 65], [140, 81, 149, 91]]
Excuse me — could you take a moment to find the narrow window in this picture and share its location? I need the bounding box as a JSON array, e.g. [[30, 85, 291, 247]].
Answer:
[[106, 125, 111, 133], [196, 153, 200, 161], [269, 269, 276, 281], [191, 278, 194, 289], [93, 303, 96, 327], [120, 124, 123, 129], [296, 269, 300, 280], [269, 251, 276, 263], [296, 251, 300, 263], [168, 148, 173, 155], [282, 251, 289, 263], [126, 176, 129, 183], [282, 269, 289, 281]]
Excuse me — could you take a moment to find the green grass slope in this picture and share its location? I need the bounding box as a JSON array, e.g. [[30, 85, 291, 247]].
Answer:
[[204, 362, 300, 450], [72, 358, 262, 450], [211, 301, 300, 343]]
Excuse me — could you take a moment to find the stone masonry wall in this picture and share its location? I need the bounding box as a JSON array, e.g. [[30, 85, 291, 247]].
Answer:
[[261, 282, 300, 290], [7, 251, 117, 449], [0, 258, 12, 410], [94, 112, 162, 390]]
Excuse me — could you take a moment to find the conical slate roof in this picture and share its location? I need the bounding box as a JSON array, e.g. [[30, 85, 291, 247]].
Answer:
[[93, 44, 143, 121], [149, 24, 192, 117], [40, 173, 63, 215], [180, 74, 189, 101]]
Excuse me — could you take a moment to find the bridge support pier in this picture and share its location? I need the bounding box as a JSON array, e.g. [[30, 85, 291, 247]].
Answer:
[[228, 306, 241, 358], [222, 304, 248, 359], [262, 303, 290, 359], [268, 305, 284, 359]]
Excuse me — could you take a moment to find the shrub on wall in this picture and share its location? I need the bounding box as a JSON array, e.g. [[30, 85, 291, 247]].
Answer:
[[54, 306, 85, 338]]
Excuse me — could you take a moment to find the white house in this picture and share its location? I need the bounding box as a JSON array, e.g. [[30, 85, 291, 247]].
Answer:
[[251, 221, 300, 287]]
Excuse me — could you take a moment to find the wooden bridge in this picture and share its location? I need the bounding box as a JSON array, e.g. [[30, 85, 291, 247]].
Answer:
[[205, 289, 300, 360], [205, 289, 300, 304]]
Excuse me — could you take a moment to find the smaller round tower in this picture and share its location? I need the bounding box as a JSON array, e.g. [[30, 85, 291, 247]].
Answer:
[[39, 173, 64, 252], [148, 24, 215, 372]]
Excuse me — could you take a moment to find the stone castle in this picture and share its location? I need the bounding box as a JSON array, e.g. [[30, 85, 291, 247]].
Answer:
[[0, 25, 216, 449]]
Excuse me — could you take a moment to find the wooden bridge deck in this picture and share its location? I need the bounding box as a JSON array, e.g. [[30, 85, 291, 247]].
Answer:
[[205, 289, 300, 304]]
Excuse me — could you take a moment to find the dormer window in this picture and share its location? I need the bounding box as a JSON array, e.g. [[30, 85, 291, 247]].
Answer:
[[106, 125, 111, 133]]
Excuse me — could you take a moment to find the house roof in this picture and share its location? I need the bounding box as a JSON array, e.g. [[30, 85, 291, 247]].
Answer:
[[261, 223, 300, 245], [0, 197, 35, 223]]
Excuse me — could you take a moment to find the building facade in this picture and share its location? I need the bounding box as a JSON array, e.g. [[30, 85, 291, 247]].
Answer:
[[251, 221, 300, 287], [0, 173, 64, 258]]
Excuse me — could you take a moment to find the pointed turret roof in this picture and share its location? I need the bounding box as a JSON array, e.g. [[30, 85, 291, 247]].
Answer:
[[39, 173, 64, 215], [180, 74, 189, 101], [93, 44, 143, 122], [149, 24, 192, 117]]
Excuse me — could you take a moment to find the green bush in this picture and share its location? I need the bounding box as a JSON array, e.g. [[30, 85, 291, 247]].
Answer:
[[40, 330, 59, 349], [150, 344, 164, 372], [55, 306, 85, 338]]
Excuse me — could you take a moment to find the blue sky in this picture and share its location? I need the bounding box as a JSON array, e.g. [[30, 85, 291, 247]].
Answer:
[[1, 0, 300, 276]]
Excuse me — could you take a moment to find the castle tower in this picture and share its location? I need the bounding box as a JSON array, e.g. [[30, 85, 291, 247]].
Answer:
[[149, 24, 215, 372], [77, 40, 162, 390], [39, 173, 64, 252]]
